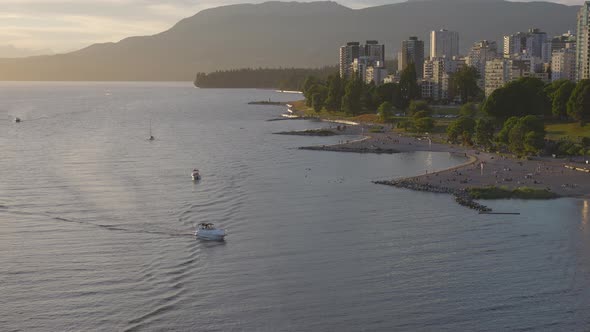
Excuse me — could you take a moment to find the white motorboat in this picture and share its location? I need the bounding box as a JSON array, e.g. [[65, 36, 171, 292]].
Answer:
[[191, 169, 201, 181], [195, 223, 226, 241]]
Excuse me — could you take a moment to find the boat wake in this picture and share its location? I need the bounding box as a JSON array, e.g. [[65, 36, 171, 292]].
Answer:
[[2, 209, 194, 238]]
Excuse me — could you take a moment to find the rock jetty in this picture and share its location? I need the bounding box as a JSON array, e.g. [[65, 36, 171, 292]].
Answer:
[[374, 179, 492, 212], [274, 129, 337, 136], [300, 145, 400, 154]]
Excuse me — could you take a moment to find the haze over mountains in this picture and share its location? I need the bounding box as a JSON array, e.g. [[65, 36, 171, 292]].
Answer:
[[0, 0, 580, 81]]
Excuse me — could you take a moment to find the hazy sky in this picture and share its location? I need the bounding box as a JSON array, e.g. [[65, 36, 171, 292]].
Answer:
[[0, 0, 581, 56]]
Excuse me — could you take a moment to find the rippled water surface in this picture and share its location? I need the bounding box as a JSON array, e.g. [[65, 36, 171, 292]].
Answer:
[[1, 82, 589, 331]]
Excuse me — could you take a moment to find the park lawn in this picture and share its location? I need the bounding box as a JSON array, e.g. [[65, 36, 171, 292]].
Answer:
[[545, 122, 590, 141], [292, 100, 381, 123], [431, 106, 461, 116]]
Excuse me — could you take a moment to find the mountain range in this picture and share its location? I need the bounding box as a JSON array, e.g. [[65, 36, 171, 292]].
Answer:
[[0, 0, 580, 81]]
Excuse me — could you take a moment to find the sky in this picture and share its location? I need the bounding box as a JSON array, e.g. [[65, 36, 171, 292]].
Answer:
[[0, 0, 581, 57]]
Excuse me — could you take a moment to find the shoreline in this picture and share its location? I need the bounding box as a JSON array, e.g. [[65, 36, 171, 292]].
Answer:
[[284, 102, 590, 200]]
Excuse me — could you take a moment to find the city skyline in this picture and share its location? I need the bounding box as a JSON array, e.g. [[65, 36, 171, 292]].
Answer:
[[0, 0, 584, 56]]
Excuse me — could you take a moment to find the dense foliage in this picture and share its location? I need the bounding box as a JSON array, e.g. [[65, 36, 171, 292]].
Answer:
[[449, 66, 482, 103], [497, 115, 546, 155], [545, 79, 576, 119], [447, 116, 476, 145], [567, 79, 590, 124], [195, 67, 337, 90], [302, 75, 409, 117], [482, 77, 550, 121]]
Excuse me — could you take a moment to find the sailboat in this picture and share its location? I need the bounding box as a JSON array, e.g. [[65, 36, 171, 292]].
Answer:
[[148, 119, 155, 141]]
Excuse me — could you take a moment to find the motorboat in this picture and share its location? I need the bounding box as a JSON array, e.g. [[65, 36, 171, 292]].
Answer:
[[195, 223, 226, 241], [191, 169, 201, 181], [14, 117, 21, 123]]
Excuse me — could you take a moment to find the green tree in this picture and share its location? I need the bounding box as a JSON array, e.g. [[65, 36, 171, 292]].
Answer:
[[324, 75, 343, 112], [409, 100, 432, 116], [414, 117, 435, 133], [399, 64, 420, 109], [341, 77, 363, 116], [459, 102, 479, 118], [374, 83, 400, 108], [312, 92, 325, 113], [450, 66, 481, 103], [483, 77, 550, 122], [499, 115, 546, 154], [550, 80, 576, 119], [446, 116, 476, 144], [360, 82, 377, 113], [497, 116, 520, 145], [474, 118, 495, 148], [567, 79, 590, 124], [377, 101, 395, 123]]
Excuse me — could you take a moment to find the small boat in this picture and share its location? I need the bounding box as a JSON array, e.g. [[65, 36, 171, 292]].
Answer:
[[147, 119, 155, 140], [14, 117, 21, 123], [195, 223, 226, 241], [191, 169, 201, 181]]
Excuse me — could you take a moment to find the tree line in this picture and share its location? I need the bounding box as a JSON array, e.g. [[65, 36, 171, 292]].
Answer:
[[194, 67, 338, 91], [302, 64, 421, 115], [445, 77, 590, 156], [303, 66, 589, 157]]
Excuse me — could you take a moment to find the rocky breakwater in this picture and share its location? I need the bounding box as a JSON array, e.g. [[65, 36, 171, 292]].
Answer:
[[300, 145, 399, 154], [274, 129, 337, 136], [374, 179, 492, 212]]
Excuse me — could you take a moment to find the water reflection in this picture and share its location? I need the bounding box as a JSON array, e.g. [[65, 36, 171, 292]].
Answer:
[[582, 200, 589, 229]]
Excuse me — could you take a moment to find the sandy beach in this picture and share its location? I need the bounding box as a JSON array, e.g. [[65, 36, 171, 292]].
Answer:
[[291, 122, 590, 198]]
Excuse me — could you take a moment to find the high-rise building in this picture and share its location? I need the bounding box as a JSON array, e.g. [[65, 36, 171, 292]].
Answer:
[[430, 29, 459, 59], [422, 57, 465, 100], [339, 41, 386, 81], [339, 42, 361, 79], [552, 48, 577, 82], [503, 28, 547, 59], [576, 2, 590, 81], [484, 56, 545, 96], [485, 58, 513, 97], [364, 40, 385, 64], [550, 31, 577, 52], [466, 40, 498, 89], [398, 37, 424, 79]]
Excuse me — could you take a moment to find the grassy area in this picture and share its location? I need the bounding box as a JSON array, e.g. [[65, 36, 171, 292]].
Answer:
[[545, 122, 590, 141], [431, 106, 460, 116], [291, 100, 381, 123], [467, 186, 560, 200], [291, 100, 453, 134]]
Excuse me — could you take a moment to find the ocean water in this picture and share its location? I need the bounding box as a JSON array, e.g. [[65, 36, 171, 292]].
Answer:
[[1, 82, 589, 331]]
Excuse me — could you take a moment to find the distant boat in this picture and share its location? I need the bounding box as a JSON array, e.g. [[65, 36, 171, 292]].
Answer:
[[14, 117, 21, 123], [195, 223, 226, 241], [148, 119, 155, 140], [191, 169, 201, 181]]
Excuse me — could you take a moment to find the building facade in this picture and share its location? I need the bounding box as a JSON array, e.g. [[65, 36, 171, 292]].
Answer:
[[466, 40, 498, 89], [340, 41, 386, 83], [339, 42, 361, 79], [503, 28, 547, 59], [422, 57, 463, 101], [485, 58, 513, 97], [552, 48, 577, 82], [430, 29, 459, 59], [398, 36, 425, 79], [364, 40, 386, 64], [576, 2, 590, 81]]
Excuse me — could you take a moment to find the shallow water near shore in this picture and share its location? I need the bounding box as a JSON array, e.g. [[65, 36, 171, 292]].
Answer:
[[1, 82, 589, 331]]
